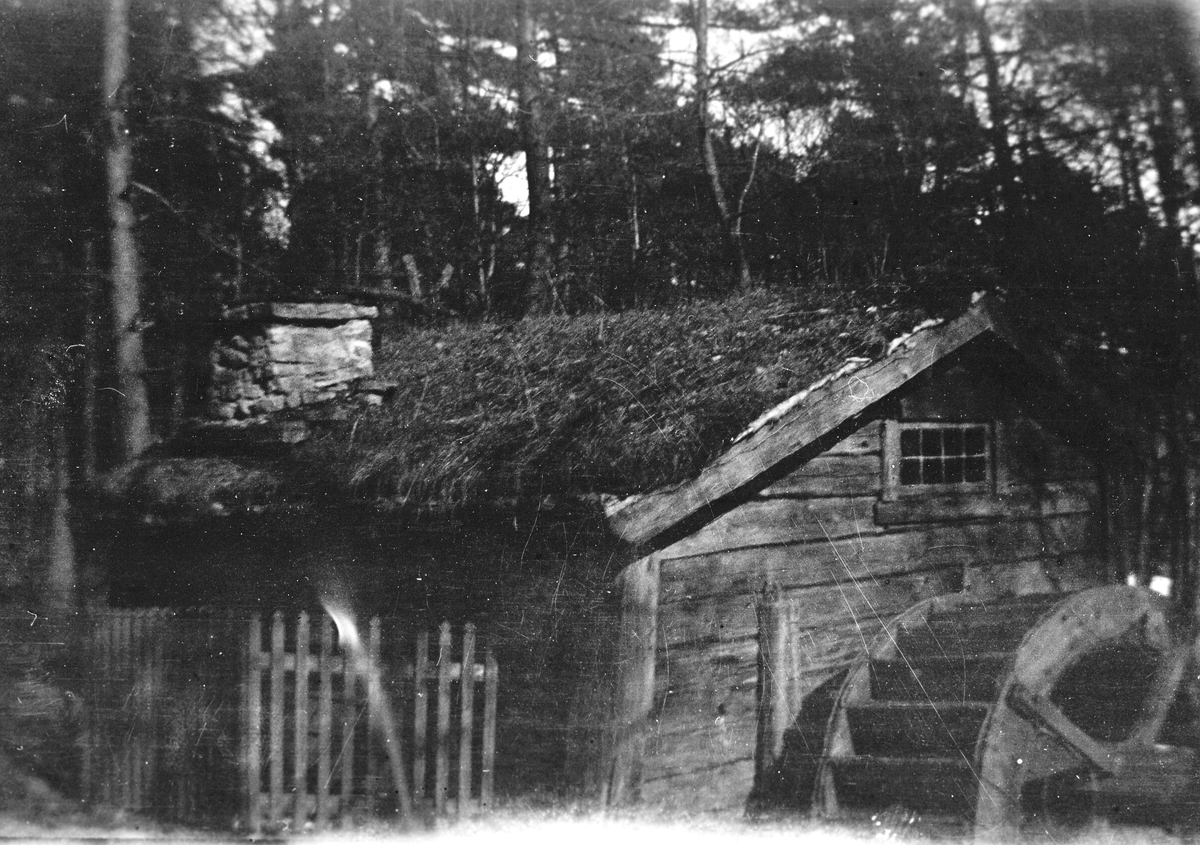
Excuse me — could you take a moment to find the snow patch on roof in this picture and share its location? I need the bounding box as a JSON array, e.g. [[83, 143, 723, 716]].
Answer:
[[731, 314, 954, 445], [886, 318, 944, 355]]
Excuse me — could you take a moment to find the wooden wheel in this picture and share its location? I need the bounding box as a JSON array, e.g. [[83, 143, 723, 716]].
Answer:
[[813, 585, 1199, 839]]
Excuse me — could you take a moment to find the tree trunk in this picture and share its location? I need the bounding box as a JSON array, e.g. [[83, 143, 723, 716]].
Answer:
[[695, 0, 751, 288], [104, 0, 152, 463], [517, 0, 556, 313], [970, 0, 1017, 216]]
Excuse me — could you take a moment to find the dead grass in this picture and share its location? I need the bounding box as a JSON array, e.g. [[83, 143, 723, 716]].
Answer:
[[290, 288, 921, 511]]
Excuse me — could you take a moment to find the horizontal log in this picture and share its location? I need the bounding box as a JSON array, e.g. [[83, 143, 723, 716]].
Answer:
[[640, 756, 755, 812], [654, 645, 758, 720], [875, 480, 1098, 526], [760, 454, 881, 498], [964, 551, 1105, 597], [647, 711, 757, 774], [655, 623, 883, 715], [822, 420, 882, 455], [662, 479, 1098, 562], [655, 637, 758, 701], [660, 496, 881, 560], [660, 512, 1099, 604], [659, 569, 957, 648]]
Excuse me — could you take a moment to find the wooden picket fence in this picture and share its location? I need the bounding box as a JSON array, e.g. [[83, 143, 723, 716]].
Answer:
[[77, 609, 498, 832]]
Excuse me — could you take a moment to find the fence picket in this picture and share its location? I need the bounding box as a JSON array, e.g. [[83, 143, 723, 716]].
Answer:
[[316, 616, 333, 829], [458, 623, 476, 815], [119, 611, 132, 810], [482, 650, 498, 809], [245, 613, 263, 834], [366, 618, 380, 816], [293, 611, 310, 831], [435, 622, 452, 815], [413, 629, 428, 802], [269, 613, 286, 824], [129, 611, 142, 812], [340, 638, 357, 828], [81, 610, 496, 833]]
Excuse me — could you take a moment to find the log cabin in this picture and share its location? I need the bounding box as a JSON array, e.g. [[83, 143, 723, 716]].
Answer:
[[601, 298, 1124, 815]]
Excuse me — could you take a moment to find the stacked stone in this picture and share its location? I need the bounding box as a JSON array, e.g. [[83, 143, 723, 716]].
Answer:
[[205, 302, 378, 422]]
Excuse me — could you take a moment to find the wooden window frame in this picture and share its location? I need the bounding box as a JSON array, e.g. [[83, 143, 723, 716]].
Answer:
[[882, 420, 995, 501]]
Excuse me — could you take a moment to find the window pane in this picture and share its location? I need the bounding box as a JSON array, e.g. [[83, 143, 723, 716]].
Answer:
[[965, 427, 986, 455], [944, 428, 963, 454], [944, 456, 964, 482], [896, 423, 991, 487], [921, 428, 941, 455], [923, 459, 944, 484], [965, 456, 986, 482]]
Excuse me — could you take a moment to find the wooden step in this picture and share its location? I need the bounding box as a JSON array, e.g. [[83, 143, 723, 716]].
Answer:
[[923, 593, 1061, 627], [847, 701, 990, 757], [870, 652, 1011, 702], [829, 755, 978, 815], [894, 616, 1036, 657]]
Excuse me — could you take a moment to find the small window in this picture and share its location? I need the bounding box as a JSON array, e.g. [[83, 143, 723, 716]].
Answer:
[[886, 421, 993, 497]]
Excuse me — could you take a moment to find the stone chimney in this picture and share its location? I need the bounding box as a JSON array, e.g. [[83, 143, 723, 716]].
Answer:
[[205, 302, 378, 422]]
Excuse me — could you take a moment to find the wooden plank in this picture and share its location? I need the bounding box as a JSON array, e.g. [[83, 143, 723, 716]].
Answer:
[[608, 555, 661, 806], [659, 569, 955, 649], [656, 625, 877, 720], [481, 650, 498, 810], [846, 701, 990, 757], [648, 712, 758, 780], [149, 611, 166, 816], [244, 613, 263, 834], [97, 614, 111, 807], [365, 618, 379, 817], [659, 512, 1099, 604], [119, 611, 132, 811], [874, 480, 1099, 526], [293, 612, 310, 830], [640, 756, 756, 813], [830, 756, 977, 814], [413, 630, 429, 801], [80, 620, 93, 805], [660, 496, 881, 560], [756, 590, 827, 785], [130, 611, 144, 812], [340, 636, 358, 827], [269, 612, 286, 825], [458, 624, 476, 814], [315, 617, 333, 829], [609, 307, 995, 547], [435, 623, 452, 815], [823, 420, 882, 455], [759, 454, 881, 498]]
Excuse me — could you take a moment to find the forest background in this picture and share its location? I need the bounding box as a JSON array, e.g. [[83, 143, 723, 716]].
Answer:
[[3, 0, 1198, 486], [2, 0, 1200, 625], [1, 0, 1200, 817]]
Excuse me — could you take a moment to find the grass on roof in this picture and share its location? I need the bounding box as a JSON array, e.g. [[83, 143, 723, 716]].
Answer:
[[288, 288, 922, 510]]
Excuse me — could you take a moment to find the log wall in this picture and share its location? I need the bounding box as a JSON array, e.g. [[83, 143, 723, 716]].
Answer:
[[626, 353, 1108, 814]]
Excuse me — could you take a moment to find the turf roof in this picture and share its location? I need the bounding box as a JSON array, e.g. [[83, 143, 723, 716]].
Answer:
[[285, 288, 924, 512]]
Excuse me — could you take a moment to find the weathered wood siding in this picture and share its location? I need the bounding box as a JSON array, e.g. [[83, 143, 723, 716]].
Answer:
[[629, 348, 1107, 813]]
